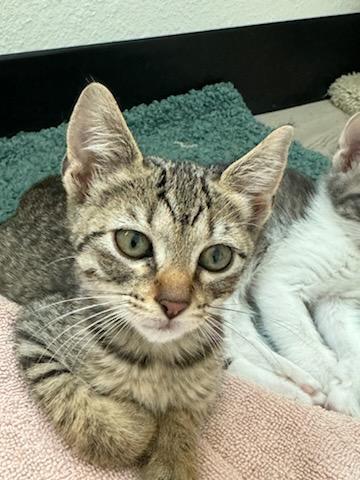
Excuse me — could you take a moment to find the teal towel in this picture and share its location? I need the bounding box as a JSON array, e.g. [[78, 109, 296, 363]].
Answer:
[[0, 82, 329, 223]]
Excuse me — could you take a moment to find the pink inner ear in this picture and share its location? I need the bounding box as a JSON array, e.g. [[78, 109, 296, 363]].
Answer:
[[62, 156, 95, 202], [335, 113, 360, 172], [73, 170, 93, 192], [341, 147, 360, 172], [349, 148, 360, 167]]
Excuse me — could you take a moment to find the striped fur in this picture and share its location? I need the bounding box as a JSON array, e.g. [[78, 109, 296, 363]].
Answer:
[[15, 294, 222, 472], [9, 83, 293, 479]]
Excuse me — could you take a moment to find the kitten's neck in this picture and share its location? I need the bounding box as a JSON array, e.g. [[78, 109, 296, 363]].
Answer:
[[83, 295, 224, 367]]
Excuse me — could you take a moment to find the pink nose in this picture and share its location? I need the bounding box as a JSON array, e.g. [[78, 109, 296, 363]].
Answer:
[[158, 299, 189, 319]]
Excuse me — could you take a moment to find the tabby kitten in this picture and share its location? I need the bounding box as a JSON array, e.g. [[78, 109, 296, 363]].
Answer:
[[1, 83, 294, 479], [225, 113, 360, 417]]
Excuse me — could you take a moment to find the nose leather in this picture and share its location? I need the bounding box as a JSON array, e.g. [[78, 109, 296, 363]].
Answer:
[[158, 299, 189, 319]]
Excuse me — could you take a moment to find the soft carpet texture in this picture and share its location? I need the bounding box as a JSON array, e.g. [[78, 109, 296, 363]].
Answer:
[[1, 296, 360, 480], [0, 82, 329, 223], [329, 72, 360, 116]]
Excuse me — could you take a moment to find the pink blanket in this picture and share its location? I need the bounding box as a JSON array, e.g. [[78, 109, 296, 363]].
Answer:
[[1, 295, 360, 480]]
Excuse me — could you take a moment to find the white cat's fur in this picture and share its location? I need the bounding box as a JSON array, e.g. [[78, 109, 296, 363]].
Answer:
[[225, 113, 360, 416]]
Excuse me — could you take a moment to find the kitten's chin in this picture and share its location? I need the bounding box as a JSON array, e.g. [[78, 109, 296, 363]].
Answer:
[[135, 319, 194, 344]]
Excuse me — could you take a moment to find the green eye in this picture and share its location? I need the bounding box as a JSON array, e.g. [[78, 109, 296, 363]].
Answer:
[[199, 244, 233, 272], [115, 230, 152, 259]]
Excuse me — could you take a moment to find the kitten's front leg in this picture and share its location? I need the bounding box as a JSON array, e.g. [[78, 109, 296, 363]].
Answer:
[[228, 357, 323, 405], [224, 299, 325, 405], [314, 298, 360, 417], [254, 280, 338, 391], [141, 409, 199, 480]]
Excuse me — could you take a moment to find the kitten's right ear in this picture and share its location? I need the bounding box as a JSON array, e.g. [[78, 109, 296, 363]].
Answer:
[[220, 126, 293, 226], [333, 112, 360, 172], [63, 82, 142, 201]]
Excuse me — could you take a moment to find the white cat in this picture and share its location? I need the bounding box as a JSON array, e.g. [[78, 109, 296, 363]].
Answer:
[[225, 113, 360, 416]]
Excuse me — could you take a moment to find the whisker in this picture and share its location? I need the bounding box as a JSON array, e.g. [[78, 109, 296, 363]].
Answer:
[[209, 304, 322, 351], [96, 314, 130, 359], [46, 255, 77, 266], [71, 311, 123, 367], [270, 318, 324, 351], [199, 322, 220, 358], [209, 314, 285, 373], [42, 306, 120, 364], [32, 301, 114, 339], [60, 307, 122, 360], [206, 304, 253, 316], [196, 329, 208, 360], [35, 294, 131, 312]]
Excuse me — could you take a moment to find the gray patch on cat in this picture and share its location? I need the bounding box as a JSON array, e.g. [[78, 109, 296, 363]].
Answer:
[[326, 169, 360, 222], [268, 169, 316, 232], [252, 169, 316, 261], [0, 177, 76, 304]]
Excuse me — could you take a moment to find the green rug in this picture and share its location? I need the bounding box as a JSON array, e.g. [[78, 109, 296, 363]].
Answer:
[[0, 82, 329, 223]]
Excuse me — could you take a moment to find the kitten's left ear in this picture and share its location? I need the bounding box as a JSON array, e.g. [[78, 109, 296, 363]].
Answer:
[[220, 126, 293, 226], [63, 82, 142, 201], [333, 112, 360, 172]]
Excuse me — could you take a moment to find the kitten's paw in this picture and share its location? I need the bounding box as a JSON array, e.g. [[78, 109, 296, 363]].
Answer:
[[141, 464, 172, 480], [276, 382, 314, 406], [299, 384, 327, 406], [274, 379, 326, 406], [325, 382, 360, 418], [228, 358, 325, 406], [294, 357, 337, 393], [276, 361, 326, 405], [141, 459, 197, 480]]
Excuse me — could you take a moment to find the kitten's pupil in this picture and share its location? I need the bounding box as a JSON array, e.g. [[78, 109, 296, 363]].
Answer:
[[130, 233, 139, 249], [212, 246, 221, 264]]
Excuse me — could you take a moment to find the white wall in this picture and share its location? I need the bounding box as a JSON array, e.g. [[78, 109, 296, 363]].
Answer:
[[1, 0, 359, 55]]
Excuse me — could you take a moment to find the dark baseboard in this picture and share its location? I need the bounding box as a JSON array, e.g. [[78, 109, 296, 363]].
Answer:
[[1, 13, 359, 137]]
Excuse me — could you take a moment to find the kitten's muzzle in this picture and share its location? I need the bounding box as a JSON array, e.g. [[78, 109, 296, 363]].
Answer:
[[154, 269, 191, 319]]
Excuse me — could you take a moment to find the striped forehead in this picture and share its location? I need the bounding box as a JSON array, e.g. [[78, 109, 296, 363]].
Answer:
[[86, 156, 249, 244], [149, 159, 210, 216]]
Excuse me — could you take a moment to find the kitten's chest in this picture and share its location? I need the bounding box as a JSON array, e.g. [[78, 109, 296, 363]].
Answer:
[[320, 253, 360, 299], [303, 234, 360, 297], [88, 353, 222, 414], [129, 361, 221, 413]]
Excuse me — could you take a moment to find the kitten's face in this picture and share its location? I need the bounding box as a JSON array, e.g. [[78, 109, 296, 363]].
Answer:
[[63, 82, 292, 344], [71, 158, 254, 343], [328, 112, 360, 224]]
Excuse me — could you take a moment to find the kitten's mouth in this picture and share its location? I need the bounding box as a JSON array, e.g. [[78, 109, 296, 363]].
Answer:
[[137, 317, 189, 343], [144, 319, 178, 332]]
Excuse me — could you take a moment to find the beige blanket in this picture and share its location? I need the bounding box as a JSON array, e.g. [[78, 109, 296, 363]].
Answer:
[[1, 295, 360, 479]]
